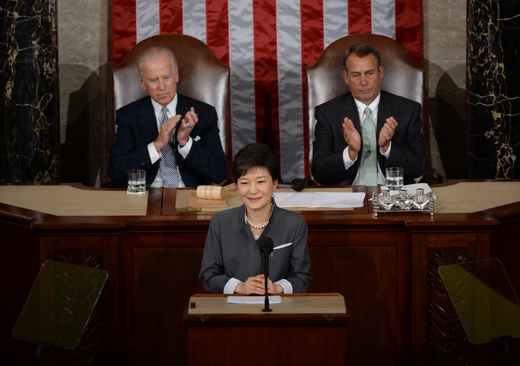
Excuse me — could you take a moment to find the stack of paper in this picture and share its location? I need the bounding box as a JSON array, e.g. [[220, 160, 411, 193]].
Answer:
[[274, 192, 366, 208], [227, 296, 282, 304]]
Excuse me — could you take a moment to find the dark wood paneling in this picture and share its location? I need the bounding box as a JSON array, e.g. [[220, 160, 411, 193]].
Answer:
[[133, 247, 206, 366], [308, 244, 398, 365], [0, 221, 41, 366], [188, 325, 346, 366], [412, 231, 493, 366], [38, 234, 120, 366], [2, 183, 520, 366]]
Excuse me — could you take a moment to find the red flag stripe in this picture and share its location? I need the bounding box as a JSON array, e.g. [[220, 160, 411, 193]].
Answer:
[[206, 0, 230, 65], [160, 0, 183, 34], [395, 0, 422, 63], [113, 0, 137, 64], [349, 0, 373, 34], [253, 0, 280, 156]]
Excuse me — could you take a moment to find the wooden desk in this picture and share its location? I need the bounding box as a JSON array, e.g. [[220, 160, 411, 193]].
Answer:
[[1, 181, 520, 366], [183, 294, 349, 366]]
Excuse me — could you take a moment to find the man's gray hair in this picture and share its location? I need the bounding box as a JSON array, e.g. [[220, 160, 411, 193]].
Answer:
[[137, 47, 178, 78], [342, 43, 382, 73]]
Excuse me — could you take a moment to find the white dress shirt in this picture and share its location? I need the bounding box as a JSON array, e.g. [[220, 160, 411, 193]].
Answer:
[[147, 94, 193, 188], [342, 93, 391, 186]]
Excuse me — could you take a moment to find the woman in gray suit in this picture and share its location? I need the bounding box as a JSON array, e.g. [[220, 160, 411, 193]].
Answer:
[[199, 143, 312, 294]]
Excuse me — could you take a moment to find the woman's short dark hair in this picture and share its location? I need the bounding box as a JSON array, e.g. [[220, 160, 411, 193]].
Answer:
[[232, 143, 279, 182]]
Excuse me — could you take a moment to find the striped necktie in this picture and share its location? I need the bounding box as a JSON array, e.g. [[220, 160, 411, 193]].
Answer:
[[358, 107, 378, 186], [159, 107, 180, 187]]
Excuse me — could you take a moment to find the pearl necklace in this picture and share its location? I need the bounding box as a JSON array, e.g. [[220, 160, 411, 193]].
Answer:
[[245, 203, 273, 229], [245, 215, 269, 229]]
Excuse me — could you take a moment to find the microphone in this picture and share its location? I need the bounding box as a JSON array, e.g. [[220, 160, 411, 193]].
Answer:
[[277, 178, 307, 192], [291, 178, 306, 191], [260, 237, 274, 254], [259, 237, 274, 312]]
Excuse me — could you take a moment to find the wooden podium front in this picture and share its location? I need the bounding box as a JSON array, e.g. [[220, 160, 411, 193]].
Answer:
[[182, 294, 350, 366]]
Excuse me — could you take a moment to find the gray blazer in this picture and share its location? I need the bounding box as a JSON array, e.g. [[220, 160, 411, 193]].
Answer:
[[199, 204, 312, 293]]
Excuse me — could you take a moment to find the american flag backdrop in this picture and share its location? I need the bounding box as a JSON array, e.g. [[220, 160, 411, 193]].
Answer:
[[113, 0, 422, 181]]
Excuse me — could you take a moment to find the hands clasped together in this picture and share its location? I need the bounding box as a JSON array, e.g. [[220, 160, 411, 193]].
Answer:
[[342, 116, 398, 160], [154, 107, 198, 152], [235, 274, 284, 295]]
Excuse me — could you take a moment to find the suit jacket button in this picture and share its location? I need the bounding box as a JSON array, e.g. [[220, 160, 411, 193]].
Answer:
[[141, 162, 145, 165]]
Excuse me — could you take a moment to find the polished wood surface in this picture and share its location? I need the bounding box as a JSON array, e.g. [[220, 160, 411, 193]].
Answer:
[[183, 294, 349, 366], [1, 181, 520, 366]]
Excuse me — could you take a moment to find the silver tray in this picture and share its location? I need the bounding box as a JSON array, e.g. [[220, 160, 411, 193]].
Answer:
[[372, 189, 435, 215]]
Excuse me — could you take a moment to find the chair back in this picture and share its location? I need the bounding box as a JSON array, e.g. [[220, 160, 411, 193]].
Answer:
[[113, 34, 232, 175], [306, 33, 426, 182]]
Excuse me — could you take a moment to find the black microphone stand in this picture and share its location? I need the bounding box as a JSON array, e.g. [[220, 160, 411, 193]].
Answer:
[[262, 247, 272, 312]]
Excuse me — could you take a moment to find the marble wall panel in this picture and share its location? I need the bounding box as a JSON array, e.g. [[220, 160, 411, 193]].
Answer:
[[0, 0, 59, 183], [57, 0, 108, 64], [57, 0, 112, 186], [423, 0, 467, 182], [426, 61, 467, 180], [467, 0, 520, 179], [59, 63, 110, 186]]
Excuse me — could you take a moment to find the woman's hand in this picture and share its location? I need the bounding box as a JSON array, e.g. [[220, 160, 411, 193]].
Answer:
[[235, 275, 284, 295], [267, 279, 284, 294], [235, 275, 266, 295]]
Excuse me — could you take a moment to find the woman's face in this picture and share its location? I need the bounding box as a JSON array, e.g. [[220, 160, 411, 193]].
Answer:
[[237, 167, 278, 215]]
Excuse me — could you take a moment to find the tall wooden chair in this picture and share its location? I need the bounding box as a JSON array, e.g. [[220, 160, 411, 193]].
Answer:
[[306, 33, 429, 183]]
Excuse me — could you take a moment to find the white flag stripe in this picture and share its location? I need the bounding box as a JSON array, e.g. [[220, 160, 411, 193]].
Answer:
[[229, 0, 256, 156], [324, 0, 349, 48], [372, 0, 396, 38], [136, 0, 160, 43], [277, 0, 304, 180], [183, 0, 207, 43]]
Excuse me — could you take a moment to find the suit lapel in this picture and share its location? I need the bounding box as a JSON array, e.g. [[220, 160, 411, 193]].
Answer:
[[176, 94, 189, 124], [377, 91, 391, 142], [376, 92, 393, 168], [137, 96, 159, 144], [341, 93, 361, 133], [175, 94, 194, 147]]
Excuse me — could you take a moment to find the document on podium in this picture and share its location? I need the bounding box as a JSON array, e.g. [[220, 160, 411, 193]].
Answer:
[[274, 191, 365, 208], [227, 296, 282, 304]]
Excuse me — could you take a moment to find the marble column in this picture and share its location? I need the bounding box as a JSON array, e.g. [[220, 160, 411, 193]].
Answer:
[[467, 0, 520, 179], [0, 0, 59, 183]]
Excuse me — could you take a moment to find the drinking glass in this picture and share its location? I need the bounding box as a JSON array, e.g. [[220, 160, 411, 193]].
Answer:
[[385, 167, 404, 190], [127, 169, 146, 194]]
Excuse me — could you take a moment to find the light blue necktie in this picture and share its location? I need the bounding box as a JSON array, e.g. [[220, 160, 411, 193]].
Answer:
[[159, 107, 180, 187], [358, 107, 377, 186]]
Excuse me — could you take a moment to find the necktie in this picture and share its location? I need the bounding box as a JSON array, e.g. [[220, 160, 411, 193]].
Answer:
[[159, 107, 180, 187], [358, 107, 378, 186]]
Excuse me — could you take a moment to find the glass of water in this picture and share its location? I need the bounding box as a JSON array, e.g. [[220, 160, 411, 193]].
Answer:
[[385, 167, 404, 191], [127, 169, 146, 194]]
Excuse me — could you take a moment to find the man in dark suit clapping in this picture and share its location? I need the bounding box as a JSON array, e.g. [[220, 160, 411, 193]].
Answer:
[[312, 43, 427, 186], [109, 46, 228, 188]]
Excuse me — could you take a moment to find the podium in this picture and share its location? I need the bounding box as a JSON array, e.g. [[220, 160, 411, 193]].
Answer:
[[182, 293, 350, 366]]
